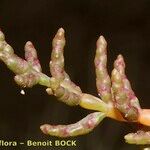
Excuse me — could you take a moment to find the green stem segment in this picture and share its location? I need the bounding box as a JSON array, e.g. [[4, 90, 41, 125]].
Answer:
[[40, 112, 106, 137], [111, 55, 141, 121], [94, 36, 112, 103], [125, 131, 150, 145]]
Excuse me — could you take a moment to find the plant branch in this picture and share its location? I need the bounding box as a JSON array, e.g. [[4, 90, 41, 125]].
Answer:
[[1, 28, 150, 144]]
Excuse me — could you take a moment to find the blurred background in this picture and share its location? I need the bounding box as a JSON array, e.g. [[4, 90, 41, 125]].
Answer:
[[0, 0, 150, 149]]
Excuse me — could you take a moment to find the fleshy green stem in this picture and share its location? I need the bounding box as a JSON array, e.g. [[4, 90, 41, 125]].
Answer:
[[125, 131, 150, 145], [94, 36, 112, 103], [40, 112, 106, 137], [111, 55, 141, 121]]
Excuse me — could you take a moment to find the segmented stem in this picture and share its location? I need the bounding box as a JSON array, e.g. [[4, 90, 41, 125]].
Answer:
[[94, 36, 112, 103], [125, 131, 150, 145], [111, 55, 140, 121], [40, 112, 106, 137]]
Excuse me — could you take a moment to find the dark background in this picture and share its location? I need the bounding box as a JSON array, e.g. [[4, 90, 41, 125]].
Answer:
[[0, 0, 150, 150]]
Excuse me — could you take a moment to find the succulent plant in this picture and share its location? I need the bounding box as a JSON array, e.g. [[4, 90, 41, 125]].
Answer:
[[0, 28, 150, 146]]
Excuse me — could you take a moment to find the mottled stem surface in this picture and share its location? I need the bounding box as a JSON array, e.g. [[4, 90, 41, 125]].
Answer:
[[111, 55, 141, 121], [94, 36, 112, 103], [40, 112, 106, 137]]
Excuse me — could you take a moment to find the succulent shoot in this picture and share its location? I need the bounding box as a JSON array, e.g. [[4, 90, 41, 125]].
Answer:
[[0, 28, 150, 146]]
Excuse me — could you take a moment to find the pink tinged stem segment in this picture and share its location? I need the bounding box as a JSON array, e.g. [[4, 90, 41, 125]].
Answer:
[[14, 41, 43, 87], [24, 41, 42, 72], [40, 112, 106, 137], [47, 28, 82, 106], [0, 30, 50, 88], [49, 28, 81, 93], [94, 36, 112, 103], [0, 31, 29, 74], [50, 82, 81, 106], [111, 55, 141, 121], [50, 28, 66, 80], [124, 131, 150, 145]]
